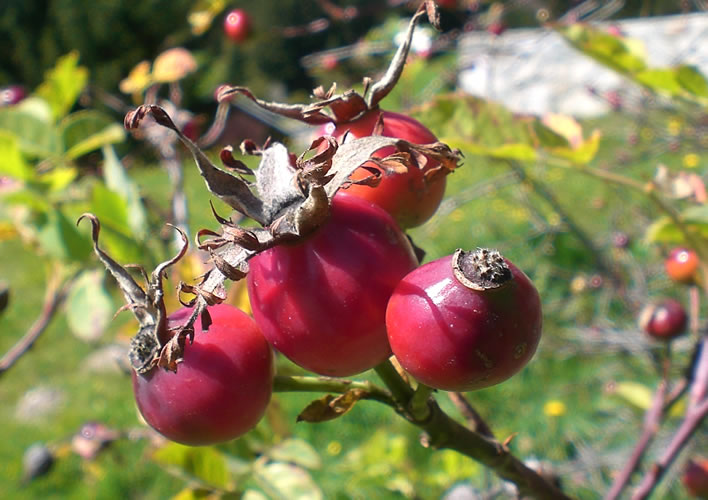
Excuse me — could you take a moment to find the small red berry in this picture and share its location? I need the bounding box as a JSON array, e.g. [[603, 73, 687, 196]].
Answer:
[[0, 85, 27, 106], [682, 458, 708, 498], [386, 248, 542, 391], [638, 298, 688, 340], [224, 8, 251, 43], [321, 54, 339, 71], [487, 22, 507, 36], [665, 247, 699, 284]]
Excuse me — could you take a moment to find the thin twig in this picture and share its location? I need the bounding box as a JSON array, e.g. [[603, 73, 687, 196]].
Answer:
[[0, 272, 76, 377], [605, 380, 667, 500], [448, 392, 495, 439], [630, 336, 708, 499]]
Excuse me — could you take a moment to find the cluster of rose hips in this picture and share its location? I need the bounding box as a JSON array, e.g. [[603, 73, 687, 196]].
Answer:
[[90, 2, 543, 447]]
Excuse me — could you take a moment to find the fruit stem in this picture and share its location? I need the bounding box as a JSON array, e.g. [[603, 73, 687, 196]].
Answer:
[[408, 383, 434, 421], [374, 359, 415, 406], [272, 374, 395, 406]]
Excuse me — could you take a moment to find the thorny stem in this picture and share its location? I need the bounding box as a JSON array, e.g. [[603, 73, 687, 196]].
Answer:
[[0, 269, 78, 377]]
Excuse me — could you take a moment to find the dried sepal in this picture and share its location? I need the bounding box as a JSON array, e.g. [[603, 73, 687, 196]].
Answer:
[[296, 389, 369, 423], [452, 248, 513, 291], [126, 104, 267, 224], [211, 3, 438, 125], [78, 214, 192, 373]]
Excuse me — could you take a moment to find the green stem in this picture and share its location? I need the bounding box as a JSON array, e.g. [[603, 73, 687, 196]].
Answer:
[[373, 359, 414, 404], [409, 383, 434, 421], [273, 374, 395, 406]]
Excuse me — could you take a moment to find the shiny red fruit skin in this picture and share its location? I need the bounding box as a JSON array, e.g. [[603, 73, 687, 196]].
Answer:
[[665, 247, 699, 284], [224, 9, 250, 43], [640, 298, 688, 340], [132, 304, 273, 446], [327, 109, 445, 229], [247, 193, 418, 377], [386, 255, 542, 391], [683, 458, 708, 498]]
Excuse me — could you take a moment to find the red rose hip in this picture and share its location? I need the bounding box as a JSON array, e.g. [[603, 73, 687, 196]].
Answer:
[[325, 109, 445, 229], [665, 247, 699, 284], [132, 304, 273, 446], [386, 248, 542, 391], [224, 8, 251, 43], [638, 298, 688, 340], [247, 193, 418, 377]]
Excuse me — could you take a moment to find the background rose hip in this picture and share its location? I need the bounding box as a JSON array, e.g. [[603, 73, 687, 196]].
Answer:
[[247, 192, 418, 377], [638, 298, 688, 340], [224, 8, 251, 43], [665, 247, 699, 284], [682, 458, 708, 498], [386, 248, 542, 391], [325, 109, 445, 229], [132, 304, 273, 446]]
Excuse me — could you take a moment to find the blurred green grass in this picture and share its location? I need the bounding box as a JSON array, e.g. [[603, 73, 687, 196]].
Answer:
[[0, 104, 705, 499]]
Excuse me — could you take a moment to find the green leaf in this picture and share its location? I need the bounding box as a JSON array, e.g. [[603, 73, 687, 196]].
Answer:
[[296, 389, 368, 423], [254, 462, 322, 500], [102, 146, 147, 240], [557, 24, 647, 76], [445, 139, 538, 162], [635, 69, 683, 96], [676, 65, 708, 98], [87, 183, 145, 262], [613, 381, 653, 411], [35, 51, 89, 121], [645, 205, 708, 244], [0, 107, 62, 158], [60, 110, 126, 160], [65, 269, 113, 342], [548, 129, 602, 165], [152, 443, 233, 491], [36, 166, 79, 193], [36, 207, 92, 262], [267, 438, 321, 470], [0, 131, 33, 180]]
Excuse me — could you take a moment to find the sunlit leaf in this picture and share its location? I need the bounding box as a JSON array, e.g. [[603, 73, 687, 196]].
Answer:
[[635, 69, 683, 96], [153, 48, 198, 83], [102, 145, 147, 240], [60, 110, 126, 160], [188, 0, 226, 36], [36, 207, 92, 262], [153, 443, 233, 491], [267, 438, 321, 470], [35, 51, 89, 121], [119, 61, 152, 95], [612, 381, 652, 411], [0, 107, 62, 158], [0, 131, 33, 180], [557, 24, 647, 76], [254, 462, 323, 500], [676, 65, 708, 98], [88, 183, 145, 262], [65, 269, 113, 342]]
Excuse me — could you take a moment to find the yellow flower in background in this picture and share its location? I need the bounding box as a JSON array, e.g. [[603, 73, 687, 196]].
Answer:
[[450, 209, 465, 222], [683, 153, 700, 169], [667, 118, 681, 136], [327, 441, 342, 456], [544, 400, 567, 417]]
